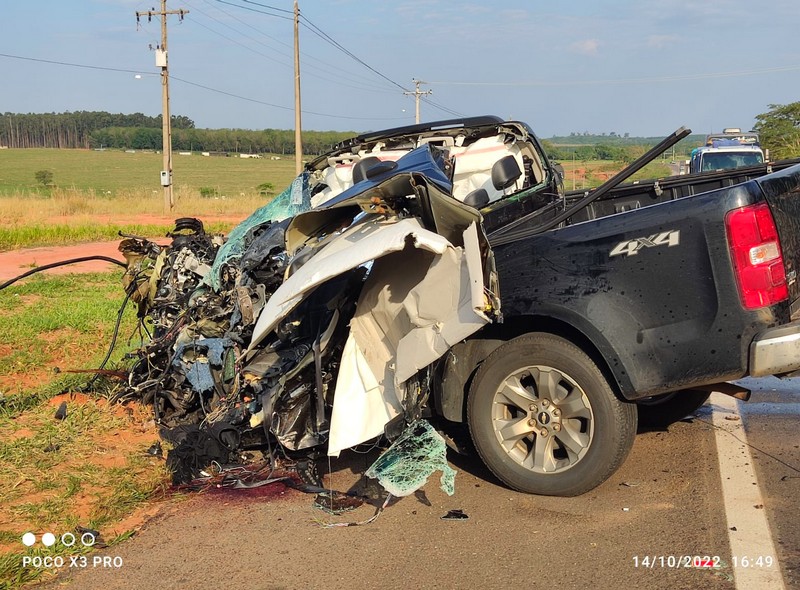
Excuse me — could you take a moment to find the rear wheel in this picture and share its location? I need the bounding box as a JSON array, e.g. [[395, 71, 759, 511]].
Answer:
[[636, 390, 711, 427], [467, 333, 637, 496]]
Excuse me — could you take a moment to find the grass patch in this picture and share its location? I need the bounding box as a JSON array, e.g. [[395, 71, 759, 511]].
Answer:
[[0, 148, 297, 197], [0, 273, 137, 398], [559, 159, 672, 189], [0, 220, 234, 251], [0, 271, 169, 589]]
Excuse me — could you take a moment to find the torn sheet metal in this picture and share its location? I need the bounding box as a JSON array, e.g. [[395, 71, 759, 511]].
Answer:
[[245, 217, 453, 355], [365, 420, 456, 497], [395, 221, 488, 383], [112, 123, 517, 496], [327, 222, 489, 456]]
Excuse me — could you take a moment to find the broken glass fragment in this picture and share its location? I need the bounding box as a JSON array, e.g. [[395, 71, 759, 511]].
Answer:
[[207, 173, 310, 291], [365, 420, 456, 497]]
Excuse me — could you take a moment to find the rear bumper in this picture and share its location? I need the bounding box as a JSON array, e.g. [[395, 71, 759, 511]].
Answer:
[[749, 320, 800, 376]]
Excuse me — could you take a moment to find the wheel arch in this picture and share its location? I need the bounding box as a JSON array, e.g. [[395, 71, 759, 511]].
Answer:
[[436, 313, 634, 423]]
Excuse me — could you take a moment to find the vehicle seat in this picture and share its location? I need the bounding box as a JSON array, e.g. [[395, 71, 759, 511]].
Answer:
[[491, 155, 522, 192], [463, 188, 489, 208], [352, 156, 382, 184]]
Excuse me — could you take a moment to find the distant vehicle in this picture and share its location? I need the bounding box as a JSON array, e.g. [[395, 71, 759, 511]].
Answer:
[[688, 127, 765, 174]]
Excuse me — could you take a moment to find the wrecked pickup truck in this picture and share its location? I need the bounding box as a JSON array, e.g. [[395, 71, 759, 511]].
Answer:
[[117, 115, 800, 497]]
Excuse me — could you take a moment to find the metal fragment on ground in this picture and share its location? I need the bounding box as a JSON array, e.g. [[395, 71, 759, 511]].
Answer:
[[441, 509, 469, 520], [312, 491, 365, 515]]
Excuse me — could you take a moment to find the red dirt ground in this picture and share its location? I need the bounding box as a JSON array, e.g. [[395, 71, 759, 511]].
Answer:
[[0, 213, 246, 282], [0, 240, 151, 281]]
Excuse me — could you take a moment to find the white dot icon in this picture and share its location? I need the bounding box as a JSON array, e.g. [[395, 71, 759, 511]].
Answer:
[[41, 533, 56, 547], [22, 533, 36, 546]]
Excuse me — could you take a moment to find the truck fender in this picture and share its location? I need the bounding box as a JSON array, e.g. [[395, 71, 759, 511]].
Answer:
[[437, 309, 637, 423]]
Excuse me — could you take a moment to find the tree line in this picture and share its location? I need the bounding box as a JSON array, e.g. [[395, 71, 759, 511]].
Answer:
[[90, 126, 356, 155], [0, 111, 354, 155], [754, 102, 800, 160], [1, 111, 194, 149], [4, 104, 798, 160]]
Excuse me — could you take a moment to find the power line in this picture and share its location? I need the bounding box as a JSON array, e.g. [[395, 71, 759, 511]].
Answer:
[[429, 64, 800, 87], [204, 1, 465, 119], [0, 51, 155, 75], [240, 0, 293, 14], [297, 13, 463, 118], [0, 51, 407, 122], [202, 0, 291, 49], [420, 96, 463, 118], [184, 5, 292, 68], [208, 0, 396, 87], [201, 0, 404, 92], [211, 0, 292, 20], [169, 76, 406, 120], [298, 14, 408, 93], [186, 0, 396, 94]]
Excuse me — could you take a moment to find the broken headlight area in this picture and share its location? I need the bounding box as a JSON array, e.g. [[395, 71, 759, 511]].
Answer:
[[114, 145, 500, 503]]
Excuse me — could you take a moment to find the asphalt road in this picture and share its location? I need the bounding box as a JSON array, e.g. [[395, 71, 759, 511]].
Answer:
[[35, 378, 799, 590]]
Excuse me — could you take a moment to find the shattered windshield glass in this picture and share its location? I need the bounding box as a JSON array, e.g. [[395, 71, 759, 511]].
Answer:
[[206, 172, 311, 291]]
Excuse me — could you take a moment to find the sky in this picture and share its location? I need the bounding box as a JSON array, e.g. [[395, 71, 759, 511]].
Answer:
[[1, 0, 798, 138]]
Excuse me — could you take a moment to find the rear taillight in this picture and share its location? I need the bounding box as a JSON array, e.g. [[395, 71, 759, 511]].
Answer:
[[726, 202, 788, 309]]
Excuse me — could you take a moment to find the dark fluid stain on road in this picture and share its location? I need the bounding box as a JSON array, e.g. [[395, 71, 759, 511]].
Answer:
[[176, 471, 305, 503], [203, 480, 296, 501]]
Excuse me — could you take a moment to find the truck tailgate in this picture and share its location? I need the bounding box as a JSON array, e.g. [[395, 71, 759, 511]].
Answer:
[[756, 163, 800, 316]]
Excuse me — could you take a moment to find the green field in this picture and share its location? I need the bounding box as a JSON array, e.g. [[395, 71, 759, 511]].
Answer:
[[0, 148, 674, 251], [0, 149, 305, 250], [0, 148, 298, 197], [559, 159, 672, 189]]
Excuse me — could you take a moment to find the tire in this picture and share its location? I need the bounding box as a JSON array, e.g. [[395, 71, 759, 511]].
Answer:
[[636, 390, 711, 427], [467, 333, 637, 496]]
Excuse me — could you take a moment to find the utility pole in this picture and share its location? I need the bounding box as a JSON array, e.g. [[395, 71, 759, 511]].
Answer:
[[293, 0, 303, 175], [403, 79, 432, 124], [136, 1, 188, 214]]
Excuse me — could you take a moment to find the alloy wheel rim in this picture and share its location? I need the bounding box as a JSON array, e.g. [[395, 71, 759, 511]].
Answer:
[[490, 365, 594, 474]]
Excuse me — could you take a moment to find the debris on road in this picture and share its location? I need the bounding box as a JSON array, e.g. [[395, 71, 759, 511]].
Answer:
[[441, 509, 469, 520], [54, 401, 67, 420], [365, 421, 456, 497]]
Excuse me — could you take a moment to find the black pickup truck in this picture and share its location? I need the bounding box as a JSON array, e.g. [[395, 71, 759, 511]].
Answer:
[[433, 119, 800, 496], [121, 116, 800, 497]]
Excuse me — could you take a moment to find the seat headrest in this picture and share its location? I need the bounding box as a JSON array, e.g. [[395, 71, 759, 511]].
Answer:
[[352, 156, 382, 184], [463, 188, 489, 208], [491, 155, 522, 191]]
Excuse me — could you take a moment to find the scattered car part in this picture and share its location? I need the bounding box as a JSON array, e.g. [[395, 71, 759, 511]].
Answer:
[[54, 401, 67, 421], [365, 420, 456, 497]]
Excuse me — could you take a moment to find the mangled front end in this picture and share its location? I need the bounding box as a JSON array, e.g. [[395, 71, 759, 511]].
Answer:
[[246, 148, 499, 458], [119, 146, 500, 493]]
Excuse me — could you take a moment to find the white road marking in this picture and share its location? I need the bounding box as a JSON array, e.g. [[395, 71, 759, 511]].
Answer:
[[711, 392, 786, 590]]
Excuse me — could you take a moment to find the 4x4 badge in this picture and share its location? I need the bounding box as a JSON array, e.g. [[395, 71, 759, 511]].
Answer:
[[610, 230, 680, 257]]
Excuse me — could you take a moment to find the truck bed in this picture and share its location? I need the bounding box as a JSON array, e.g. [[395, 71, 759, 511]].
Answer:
[[489, 158, 800, 400], [564, 158, 800, 223]]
